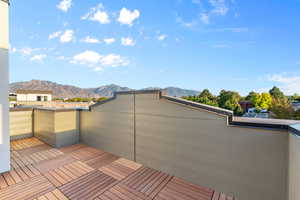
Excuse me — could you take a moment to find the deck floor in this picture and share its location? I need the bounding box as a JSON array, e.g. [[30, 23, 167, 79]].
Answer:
[[0, 138, 234, 200]]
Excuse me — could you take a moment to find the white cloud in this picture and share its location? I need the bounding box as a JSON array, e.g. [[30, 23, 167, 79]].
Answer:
[[19, 47, 36, 56], [71, 50, 128, 70], [268, 73, 300, 95], [158, 34, 168, 41], [57, 0, 72, 12], [30, 54, 47, 62], [121, 37, 135, 46], [101, 54, 129, 67], [72, 51, 102, 65], [60, 30, 74, 43], [209, 0, 229, 16], [200, 13, 209, 24], [81, 4, 110, 24], [103, 38, 116, 45], [118, 8, 140, 26], [81, 36, 100, 44], [49, 31, 62, 40]]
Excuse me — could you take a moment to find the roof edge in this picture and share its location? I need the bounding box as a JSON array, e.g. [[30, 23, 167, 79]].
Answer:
[[161, 95, 233, 116], [85, 89, 300, 136]]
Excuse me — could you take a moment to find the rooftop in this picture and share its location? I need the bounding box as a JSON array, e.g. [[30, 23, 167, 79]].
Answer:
[[16, 90, 53, 95], [0, 137, 233, 200]]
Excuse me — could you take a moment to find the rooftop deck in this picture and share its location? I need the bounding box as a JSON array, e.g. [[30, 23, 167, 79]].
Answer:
[[0, 138, 233, 200]]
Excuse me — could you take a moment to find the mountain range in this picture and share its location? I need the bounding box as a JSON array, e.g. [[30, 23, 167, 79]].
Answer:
[[9, 80, 200, 98]]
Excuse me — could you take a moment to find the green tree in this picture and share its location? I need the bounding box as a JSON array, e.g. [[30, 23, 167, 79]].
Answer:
[[251, 92, 272, 110], [218, 90, 243, 115], [270, 98, 295, 119], [269, 86, 285, 99], [245, 91, 258, 101], [196, 89, 218, 106]]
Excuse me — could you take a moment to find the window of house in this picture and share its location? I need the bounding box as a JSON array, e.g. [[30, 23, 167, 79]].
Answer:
[[37, 96, 42, 101], [44, 96, 48, 101]]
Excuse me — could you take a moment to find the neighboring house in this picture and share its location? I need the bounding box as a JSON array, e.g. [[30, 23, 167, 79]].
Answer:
[[239, 101, 253, 112], [16, 90, 52, 102], [291, 102, 300, 111]]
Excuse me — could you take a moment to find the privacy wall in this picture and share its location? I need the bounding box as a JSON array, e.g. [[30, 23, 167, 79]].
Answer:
[[80, 91, 289, 200], [34, 109, 79, 147], [289, 133, 300, 200], [9, 109, 33, 139], [80, 94, 135, 160]]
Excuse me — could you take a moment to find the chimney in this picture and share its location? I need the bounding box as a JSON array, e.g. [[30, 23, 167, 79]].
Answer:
[[0, 0, 10, 173]]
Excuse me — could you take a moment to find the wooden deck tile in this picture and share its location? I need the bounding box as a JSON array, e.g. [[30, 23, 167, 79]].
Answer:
[[98, 184, 151, 200], [33, 189, 69, 200], [59, 144, 87, 154], [154, 177, 216, 200], [0, 164, 41, 189], [44, 161, 94, 187], [12, 148, 64, 168], [99, 158, 142, 180], [84, 152, 119, 169], [3, 137, 234, 200], [0, 175, 55, 200], [121, 167, 173, 199], [70, 147, 105, 161], [16, 144, 52, 156], [35, 154, 77, 173], [59, 170, 117, 200], [11, 138, 44, 151]]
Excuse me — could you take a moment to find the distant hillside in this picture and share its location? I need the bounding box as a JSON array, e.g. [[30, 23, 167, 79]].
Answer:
[[10, 80, 98, 98], [9, 80, 200, 98]]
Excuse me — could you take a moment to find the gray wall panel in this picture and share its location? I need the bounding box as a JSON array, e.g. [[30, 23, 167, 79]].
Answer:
[[134, 93, 288, 200], [80, 94, 134, 160]]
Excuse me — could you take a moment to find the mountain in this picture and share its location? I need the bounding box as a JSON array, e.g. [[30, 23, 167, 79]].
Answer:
[[88, 84, 132, 97], [143, 87, 199, 97], [10, 80, 98, 98], [9, 80, 200, 98]]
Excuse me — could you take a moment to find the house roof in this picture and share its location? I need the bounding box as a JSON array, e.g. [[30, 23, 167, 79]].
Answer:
[[1, 0, 9, 4], [16, 89, 53, 95]]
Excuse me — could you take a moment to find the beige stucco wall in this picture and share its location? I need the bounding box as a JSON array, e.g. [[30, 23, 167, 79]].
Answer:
[[0, 0, 10, 173], [134, 93, 288, 200], [9, 110, 33, 139], [80, 94, 135, 160], [288, 133, 300, 200]]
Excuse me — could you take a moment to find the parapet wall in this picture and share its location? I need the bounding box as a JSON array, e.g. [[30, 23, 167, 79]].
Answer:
[[8, 90, 300, 200], [79, 90, 293, 200]]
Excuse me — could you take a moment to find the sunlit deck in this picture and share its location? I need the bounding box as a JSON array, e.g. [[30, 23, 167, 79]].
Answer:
[[0, 137, 233, 200]]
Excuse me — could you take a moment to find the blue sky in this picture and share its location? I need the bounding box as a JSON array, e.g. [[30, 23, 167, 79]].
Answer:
[[9, 0, 300, 95]]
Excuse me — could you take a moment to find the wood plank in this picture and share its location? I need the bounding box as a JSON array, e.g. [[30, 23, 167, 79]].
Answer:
[[59, 171, 117, 200], [0, 175, 54, 200]]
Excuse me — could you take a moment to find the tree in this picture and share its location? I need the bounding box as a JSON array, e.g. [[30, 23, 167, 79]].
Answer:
[[251, 92, 272, 110], [218, 90, 243, 115], [196, 89, 218, 106], [270, 98, 295, 119], [269, 86, 285, 99], [245, 91, 258, 101]]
